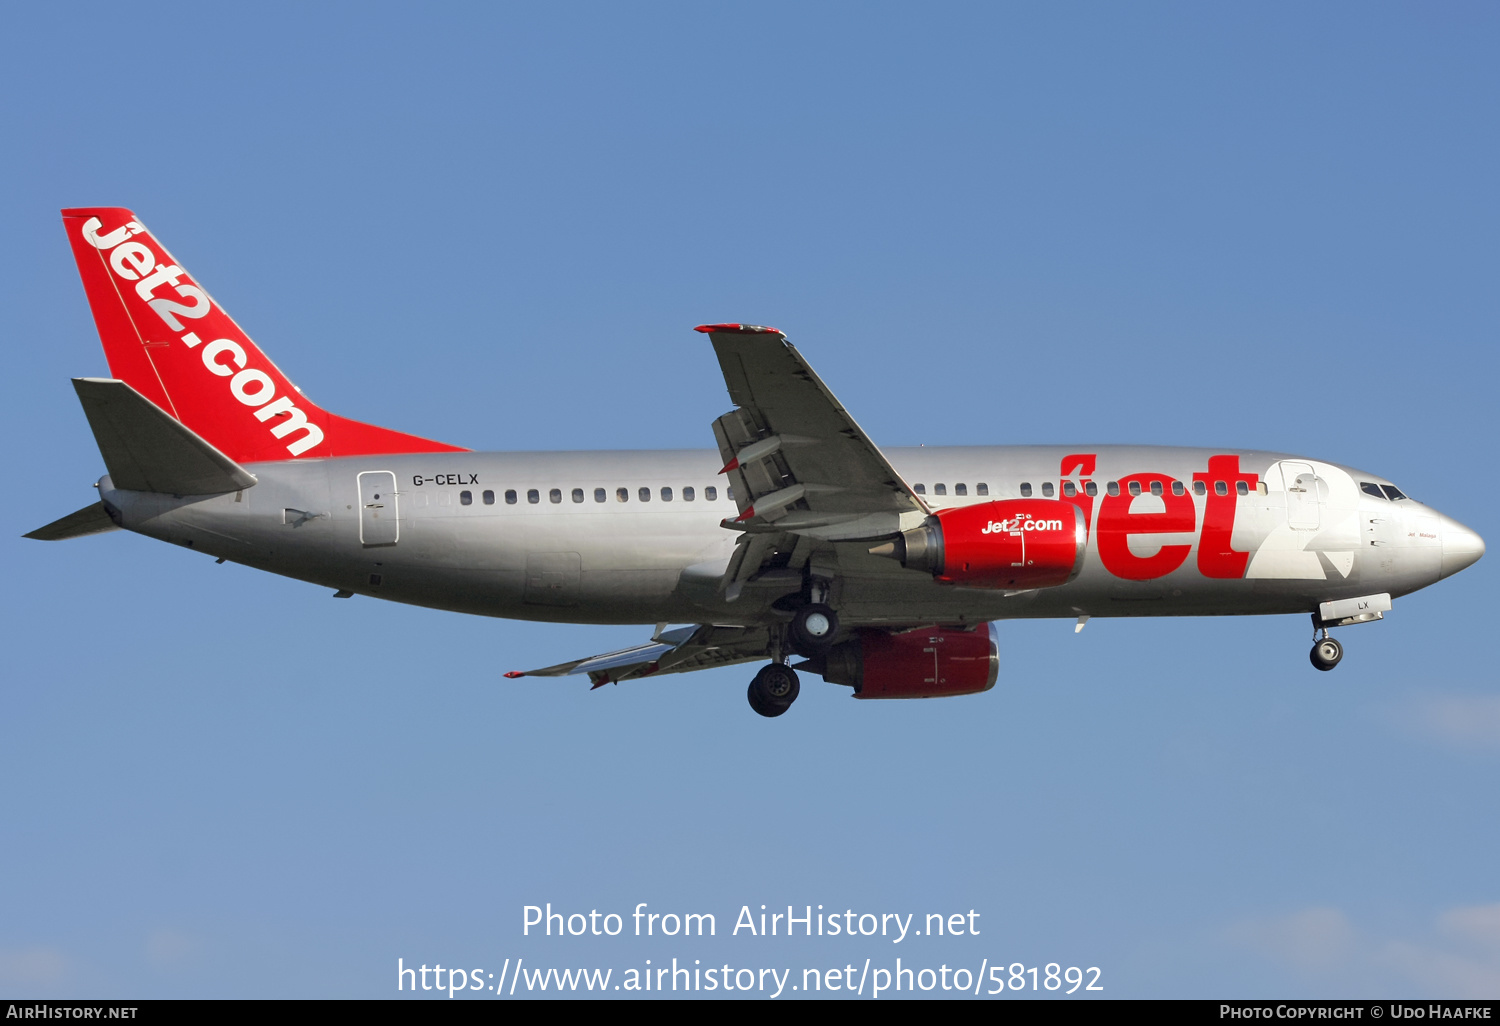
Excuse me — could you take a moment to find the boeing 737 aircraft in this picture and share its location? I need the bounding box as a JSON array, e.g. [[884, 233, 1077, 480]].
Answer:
[[30, 207, 1486, 716]]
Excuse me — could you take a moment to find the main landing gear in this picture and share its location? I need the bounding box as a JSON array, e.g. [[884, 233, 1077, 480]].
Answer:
[[789, 603, 839, 656], [753, 580, 835, 716], [747, 663, 800, 718]]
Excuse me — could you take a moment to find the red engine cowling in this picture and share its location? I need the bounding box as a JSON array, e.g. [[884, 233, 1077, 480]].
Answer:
[[871, 499, 1086, 589], [818, 625, 999, 699]]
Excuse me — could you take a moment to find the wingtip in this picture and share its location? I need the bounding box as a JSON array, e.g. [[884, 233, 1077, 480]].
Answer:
[[503, 670, 525, 679], [694, 323, 782, 335]]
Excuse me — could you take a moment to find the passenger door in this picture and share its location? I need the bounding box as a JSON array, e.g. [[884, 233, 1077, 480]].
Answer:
[[1280, 462, 1321, 531]]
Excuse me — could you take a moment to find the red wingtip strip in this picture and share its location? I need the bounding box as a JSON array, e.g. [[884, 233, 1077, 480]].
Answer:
[[693, 323, 782, 335], [735, 507, 756, 522], [503, 671, 525, 678], [718, 458, 739, 475]]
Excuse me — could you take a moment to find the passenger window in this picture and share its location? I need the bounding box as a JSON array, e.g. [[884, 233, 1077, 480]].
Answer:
[[572, 488, 584, 503], [638, 487, 651, 502], [914, 484, 926, 494], [1381, 485, 1408, 501], [1107, 482, 1120, 496], [527, 488, 540, 504], [1236, 481, 1250, 496], [1020, 483, 1032, 497], [505, 489, 517, 505], [483, 490, 495, 505], [706, 486, 718, 501], [460, 490, 473, 505], [1257, 481, 1268, 495], [594, 488, 606, 503], [684, 486, 695, 501], [977, 483, 989, 496], [1171, 481, 1184, 496], [1360, 482, 1386, 499], [661, 487, 673, 502], [550, 488, 562, 504], [1042, 482, 1054, 497], [1193, 481, 1206, 496], [1128, 481, 1142, 496], [1215, 481, 1228, 496], [617, 487, 629, 502], [955, 483, 967, 496], [1063, 481, 1076, 497], [727, 487, 735, 501], [1149, 481, 1162, 497], [934, 483, 947, 495], [1084, 482, 1097, 497]]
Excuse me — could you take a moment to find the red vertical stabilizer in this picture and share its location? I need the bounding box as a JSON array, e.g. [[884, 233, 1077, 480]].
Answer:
[[61, 207, 467, 464]]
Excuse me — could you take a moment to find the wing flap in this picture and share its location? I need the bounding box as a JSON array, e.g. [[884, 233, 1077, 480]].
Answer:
[[506, 625, 771, 687], [698, 324, 929, 594], [701, 326, 924, 525]]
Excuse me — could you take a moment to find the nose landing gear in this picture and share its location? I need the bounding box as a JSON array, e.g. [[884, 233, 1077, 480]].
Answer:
[[747, 663, 801, 718], [1310, 633, 1343, 671]]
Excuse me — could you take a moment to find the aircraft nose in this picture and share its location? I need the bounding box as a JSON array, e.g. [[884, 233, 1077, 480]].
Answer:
[[1439, 514, 1485, 579]]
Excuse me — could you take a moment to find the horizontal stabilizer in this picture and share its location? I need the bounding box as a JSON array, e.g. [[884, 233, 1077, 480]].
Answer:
[[73, 378, 258, 494], [24, 501, 120, 541]]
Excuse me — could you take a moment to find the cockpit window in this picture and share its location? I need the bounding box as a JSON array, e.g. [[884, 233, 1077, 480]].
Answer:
[[1381, 485, 1408, 501], [1360, 482, 1386, 499]]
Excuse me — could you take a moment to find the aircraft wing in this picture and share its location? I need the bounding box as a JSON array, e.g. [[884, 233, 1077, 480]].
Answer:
[[698, 324, 930, 599], [506, 624, 772, 688]]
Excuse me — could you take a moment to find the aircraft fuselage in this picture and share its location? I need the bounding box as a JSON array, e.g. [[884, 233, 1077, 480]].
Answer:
[[99, 444, 1483, 628]]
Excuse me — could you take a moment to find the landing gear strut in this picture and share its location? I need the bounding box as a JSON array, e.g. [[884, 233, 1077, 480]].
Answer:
[[748, 663, 800, 717], [1310, 633, 1343, 671]]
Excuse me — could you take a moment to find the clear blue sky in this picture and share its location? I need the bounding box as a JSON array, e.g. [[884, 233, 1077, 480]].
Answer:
[[2, 2, 1497, 999]]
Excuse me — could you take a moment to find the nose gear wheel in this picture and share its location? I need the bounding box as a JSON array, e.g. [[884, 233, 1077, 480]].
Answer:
[[1310, 636, 1343, 671]]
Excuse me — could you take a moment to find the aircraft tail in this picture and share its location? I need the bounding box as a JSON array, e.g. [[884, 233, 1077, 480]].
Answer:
[[61, 208, 466, 464]]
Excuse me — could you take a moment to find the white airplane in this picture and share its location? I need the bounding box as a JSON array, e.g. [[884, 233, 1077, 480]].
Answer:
[[30, 207, 1485, 716]]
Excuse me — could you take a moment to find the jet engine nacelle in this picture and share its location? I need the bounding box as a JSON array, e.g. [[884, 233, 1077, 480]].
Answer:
[[817, 625, 999, 699], [872, 499, 1086, 589]]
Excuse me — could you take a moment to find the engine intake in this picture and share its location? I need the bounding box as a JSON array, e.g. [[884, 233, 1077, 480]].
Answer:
[[871, 499, 1086, 589]]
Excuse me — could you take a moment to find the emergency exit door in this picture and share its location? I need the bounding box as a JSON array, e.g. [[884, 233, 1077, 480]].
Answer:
[[358, 471, 399, 546]]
